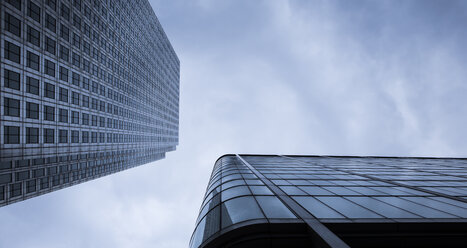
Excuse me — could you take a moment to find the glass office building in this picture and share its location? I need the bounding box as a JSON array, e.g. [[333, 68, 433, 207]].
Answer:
[[190, 155, 467, 248], [0, 0, 179, 206]]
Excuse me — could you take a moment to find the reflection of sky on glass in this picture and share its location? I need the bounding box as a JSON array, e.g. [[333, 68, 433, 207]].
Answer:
[[2, 0, 467, 247]]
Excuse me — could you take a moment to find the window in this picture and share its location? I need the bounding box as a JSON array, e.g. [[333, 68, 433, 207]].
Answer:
[[99, 132, 105, 143], [81, 131, 89, 143], [61, 3, 70, 21], [6, 0, 21, 10], [81, 113, 89, 125], [71, 111, 79, 124], [60, 45, 69, 61], [26, 77, 39, 95], [45, 0, 56, 11], [72, 91, 79, 105], [27, 180, 36, 193], [26, 127, 39, 143], [59, 130, 68, 143], [91, 132, 97, 143], [72, 52, 80, 67], [99, 100, 105, 112], [60, 24, 70, 41], [71, 130, 79, 143], [92, 81, 99, 93], [99, 117, 105, 127], [4, 69, 20, 90], [26, 102, 39, 119], [72, 33, 81, 48], [73, 0, 81, 10], [91, 115, 97, 126], [83, 59, 90, 72], [82, 77, 89, 90], [44, 128, 55, 143], [82, 95, 89, 107], [45, 36, 56, 55], [59, 87, 68, 102], [44, 59, 55, 77], [91, 98, 98, 110], [5, 13, 21, 37], [99, 85, 105, 96], [44, 82, 55, 99], [27, 51, 40, 71], [83, 23, 90, 38], [73, 13, 81, 29], [4, 98, 20, 117], [27, 1, 41, 23], [4, 126, 20, 144], [71, 72, 80, 86], [4, 41, 20, 64], [27, 26, 40, 47], [59, 66, 69, 82], [44, 105, 55, 121], [59, 109, 68, 123], [83, 40, 90, 55], [10, 183, 22, 197], [45, 14, 56, 32]]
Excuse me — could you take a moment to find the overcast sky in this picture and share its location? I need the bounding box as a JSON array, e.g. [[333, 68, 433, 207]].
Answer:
[[2, 0, 467, 247]]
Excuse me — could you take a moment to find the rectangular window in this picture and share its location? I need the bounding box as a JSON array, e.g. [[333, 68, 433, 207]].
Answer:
[[45, 37, 56, 55], [10, 183, 22, 197], [59, 130, 68, 143], [71, 130, 79, 143], [4, 69, 20, 90], [4, 126, 20, 144], [92, 81, 99, 93], [4, 98, 20, 117], [59, 109, 68, 123], [7, 0, 22, 10], [99, 101, 105, 112], [60, 45, 69, 61], [72, 52, 80, 67], [5, 13, 21, 37], [81, 131, 89, 143], [26, 102, 39, 119], [61, 3, 70, 21], [27, 26, 40, 47], [44, 128, 55, 143], [26, 77, 39, 95], [44, 105, 55, 121], [27, 0, 41, 23], [4, 41, 21, 64], [71, 111, 79, 124], [26, 127, 39, 143], [91, 132, 97, 143], [59, 87, 68, 102], [91, 115, 97, 126], [91, 98, 98, 110], [83, 40, 90, 55], [82, 77, 89, 90], [27, 51, 40, 71], [81, 113, 89, 125], [27, 180, 36, 193], [82, 95, 89, 108], [59, 66, 69, 82], [44, 59, 55, 77], [44, 82, 55, 99], [73, 13, 81, 29], [45, 14, 56, 33], [72, 33, 81, 48], [72, 92, 79, 105], [60, 24, 70, 41], [83, 59, 90, 72], [46, 0, 56, 11], [99, 117, 105, 127]]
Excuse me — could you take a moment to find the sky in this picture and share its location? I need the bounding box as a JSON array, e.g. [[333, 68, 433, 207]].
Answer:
[[2, 0, 467, 247]]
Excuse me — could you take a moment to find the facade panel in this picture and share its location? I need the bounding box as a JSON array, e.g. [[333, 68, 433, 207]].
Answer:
[[0, 0, 179, 206]]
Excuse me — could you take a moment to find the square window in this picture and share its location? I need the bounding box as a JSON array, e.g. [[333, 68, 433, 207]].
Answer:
[[26, 102, 39, 119], [5, 13, 21, 37], [4, 126, 20, 144], [4, 69, 20, 90], [26, 127, 39, 143], [27, 26, 41, 47], [44, 128, 55, 143], [27, 1, 41, 23], [10, 182, 22, 197], [4, 41, 21, 64], [27, 51, 40, 71], [4, 98, 20, 117], [26, 77, 40, 95]]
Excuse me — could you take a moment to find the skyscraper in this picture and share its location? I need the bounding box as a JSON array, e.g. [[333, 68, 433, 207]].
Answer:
[[191, 155, 467, 248], [0, 0, 179, 206]]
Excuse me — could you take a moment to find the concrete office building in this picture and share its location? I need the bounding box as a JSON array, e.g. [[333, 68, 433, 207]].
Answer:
[[0, 0, 179, 206], [190, 155, 467, 248]]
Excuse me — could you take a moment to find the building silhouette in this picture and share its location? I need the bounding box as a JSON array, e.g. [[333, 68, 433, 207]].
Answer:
[[0, 0, 179, 206], [190, 155, 467, 248]]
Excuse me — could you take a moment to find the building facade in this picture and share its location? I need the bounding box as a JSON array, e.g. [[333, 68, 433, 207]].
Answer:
[[190, 155, 467, 248], [0, 0, 179, 206]]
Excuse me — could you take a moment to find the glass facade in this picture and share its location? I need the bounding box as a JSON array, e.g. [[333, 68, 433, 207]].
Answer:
[[0, 0, 179, 206], [190, 155, 467, 248]]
